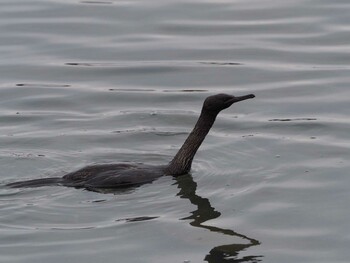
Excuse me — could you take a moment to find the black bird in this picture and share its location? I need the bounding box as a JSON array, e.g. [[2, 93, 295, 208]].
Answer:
[[7, 93, 255, 190]]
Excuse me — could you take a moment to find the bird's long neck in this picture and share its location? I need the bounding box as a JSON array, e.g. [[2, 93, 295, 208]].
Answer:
[[164, 109, 218, 176]]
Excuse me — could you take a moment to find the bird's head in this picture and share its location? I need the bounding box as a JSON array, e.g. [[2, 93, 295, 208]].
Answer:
[[202, 93, 255, 114]]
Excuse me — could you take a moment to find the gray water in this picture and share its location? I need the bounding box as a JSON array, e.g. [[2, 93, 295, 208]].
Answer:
[[1, 0, 350, 262]]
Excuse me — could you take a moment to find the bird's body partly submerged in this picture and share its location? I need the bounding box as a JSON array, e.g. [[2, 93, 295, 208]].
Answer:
[[7, 93, 255, 190]]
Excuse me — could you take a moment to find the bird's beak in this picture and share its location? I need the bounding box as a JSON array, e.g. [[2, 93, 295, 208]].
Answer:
[[230, 94, 255, 103]]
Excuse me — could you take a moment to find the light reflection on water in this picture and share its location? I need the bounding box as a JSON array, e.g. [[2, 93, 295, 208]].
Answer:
[[1, 0, 350, 262]]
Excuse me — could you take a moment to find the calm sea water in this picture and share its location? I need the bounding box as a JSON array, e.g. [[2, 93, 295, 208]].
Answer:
[[1, 0, 350, 262]]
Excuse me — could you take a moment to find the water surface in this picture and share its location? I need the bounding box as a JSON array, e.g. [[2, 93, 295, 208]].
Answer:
[[1, 0, 350, 262]]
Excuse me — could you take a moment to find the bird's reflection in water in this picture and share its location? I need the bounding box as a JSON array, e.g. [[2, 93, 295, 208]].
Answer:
[[174, 174, 262, 263], [90, 173, 261, 262]]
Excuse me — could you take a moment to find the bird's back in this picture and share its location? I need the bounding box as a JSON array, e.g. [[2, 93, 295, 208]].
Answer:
[[7, 163, 166, 190], [62, 163, 166, 189]]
